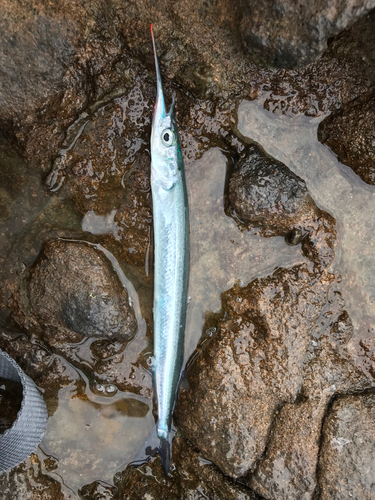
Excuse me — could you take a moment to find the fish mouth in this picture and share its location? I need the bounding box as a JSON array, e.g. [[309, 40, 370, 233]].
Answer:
[[151, 24, 175, 117]]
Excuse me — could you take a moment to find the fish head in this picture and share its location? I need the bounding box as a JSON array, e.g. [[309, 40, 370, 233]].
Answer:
[[150, 25, 182, 182]]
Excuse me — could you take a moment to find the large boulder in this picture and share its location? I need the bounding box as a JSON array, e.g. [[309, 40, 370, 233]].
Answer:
[[176, 264, 334, 478]]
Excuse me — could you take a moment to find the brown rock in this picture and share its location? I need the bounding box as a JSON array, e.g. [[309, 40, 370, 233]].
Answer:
[[176, 264, 334, 478], [258, 9, 375, 117], [46, 87, 154, 267], [318, 91, 375, 185], [249, 399, 326, 500], [247, 282, 372, 500], [9, 239, 137, 345], [228, 144, 336, 269], [117, 436, 260, 500], [79, 480, 119, 500], [240, 0, 375, 69], [0, 453, 64, 500], [318, 392, 375, 500]]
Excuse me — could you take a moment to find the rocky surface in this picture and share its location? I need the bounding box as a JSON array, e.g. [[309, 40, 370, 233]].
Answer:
[[5, 239, 152, 396], [9, 239, 137, 346], [240, 0, 375, 68], [0, 0, 374, 176], [318, 91, 375, 185], [228, 144, 336, 269], [248, 301, 370, 500], [117, 436, 261, 500], [1, 0, 375, 498], [46, 83, 154, 268], [318, 392, 375, 500], [176, 264, 334, 478], [0, 454, 64, 500], [256, 9, 375, 117], [79, 481, 119, 500]]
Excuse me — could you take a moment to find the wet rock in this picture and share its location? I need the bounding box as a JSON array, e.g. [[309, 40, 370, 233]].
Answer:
[[9, 239, 137, 346], [318, 92, 375, 185], [0, 0, 249, 174], [249, 398, 326, 500], [79, 480, 119, 500], [175, 264, 334, 478], [359, 331, 375, 379], [48, 85, 154, 268], [318, 391, 375, 500], [0, 454, 64, 500], [117, 435, 260, 500], [249, 333, 370, 500], [228, 144, 336, 268], [240, 0, 375, 69], [257, 9, 375, 117]]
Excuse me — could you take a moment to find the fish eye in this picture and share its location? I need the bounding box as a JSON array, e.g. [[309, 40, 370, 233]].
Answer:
[[161, 128, 175, 147]]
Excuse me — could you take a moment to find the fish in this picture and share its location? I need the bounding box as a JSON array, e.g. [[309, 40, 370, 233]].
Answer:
[[150, 24, 189, 475]]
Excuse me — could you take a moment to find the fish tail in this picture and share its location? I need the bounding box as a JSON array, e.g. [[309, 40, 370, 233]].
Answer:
[[159, 435, 171, 475]]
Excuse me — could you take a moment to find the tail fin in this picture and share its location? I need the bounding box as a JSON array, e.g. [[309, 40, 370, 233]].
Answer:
[[160, 436, 171, 475]]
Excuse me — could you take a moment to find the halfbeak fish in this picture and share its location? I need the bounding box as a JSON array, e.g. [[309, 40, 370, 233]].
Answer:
[[150, 25, 189, 475]]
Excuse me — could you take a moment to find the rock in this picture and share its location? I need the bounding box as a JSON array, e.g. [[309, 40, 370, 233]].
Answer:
[[0, 454, 64, 500], [240, 0, 375, 68], [9, 239, 137, 346], [117, 435, 261, 500], [249, 398, 326, 500], [47, 86, 154, 268], [0, 0, 249, 173], [257, 9, 375, 117], [228, 144, 336, 269], [175, 264, 334, 478], [79, 480, 119, 500], [249, 331, 371, 500], [318, 392, 375, 500], [318, 91, 375, 185]]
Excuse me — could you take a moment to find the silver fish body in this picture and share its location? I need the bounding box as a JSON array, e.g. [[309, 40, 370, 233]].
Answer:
[[150, 25, 189, 474]]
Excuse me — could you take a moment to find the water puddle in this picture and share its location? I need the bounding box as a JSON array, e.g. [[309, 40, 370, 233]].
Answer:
[[38, 379, 153, 495], [184, 147, 305, 359], [236, 100, 375, 339]]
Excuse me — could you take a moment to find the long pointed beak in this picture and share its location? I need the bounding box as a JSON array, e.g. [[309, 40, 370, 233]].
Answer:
[[151, 24, 166, 119]]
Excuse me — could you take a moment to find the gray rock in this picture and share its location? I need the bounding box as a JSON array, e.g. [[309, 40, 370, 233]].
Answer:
[[176, 265, 334, 478], [9, 239, 137, 345], [318, 91, 375, 185], [228, 145, 336, 269], [319, 392, 375, 500], [240, 0, 375, 68]]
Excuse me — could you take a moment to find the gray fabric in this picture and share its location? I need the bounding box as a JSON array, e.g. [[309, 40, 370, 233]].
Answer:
[[0, 349, 47, 472]]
